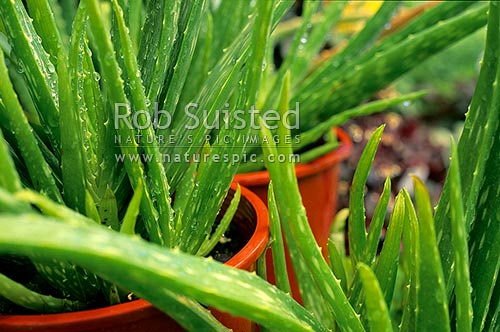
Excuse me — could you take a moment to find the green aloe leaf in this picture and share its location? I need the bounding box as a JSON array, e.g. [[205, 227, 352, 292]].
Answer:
[[196, 186, 241, 257], [0, 272, 86, 313], [177, 10, 213, 111], [357, 263, 393, 332], [0, 48, 62, 203], [483, 278, 500, 332], [13, 189, 105, 303], [311, 1, 474, 90], [209, 0, 251, 68], [373, 190, 405, 307], [296, 3, 488, 132], [296, 91, 425, 151], [261, 77, 330, 324], [163, 1, 293, 189], [0, 128, 22, 193], [348, 180, 394, 314], [260, 73, 363, 332], [97, 188, 120, 231], [177, 0, 275, 254], [84, 0, 164, 245], [400, 190, 419, 332], [328, 239, 348, 293], [333, 1, 400, 66], [433, 3, 500, 330], [449, 140, 472, 332], [262, 0, 345, 110], [120, 180, 143, 235], [364, 177, 391, 265], [0, 0, 60, 150], [161, 1, 206, 118], [348, 125, 385, 265], [58, 0, 77, 36], [0, 214, 326, 332], [25, 0, 64, 62], [137, 0, 179, 101], [413, 177, 450, 332], [111, 0, 174, 246], [468, 116, 500, 332], [58, 48, 86, 213], [128, 0, 142, 52], [268, 181, 291, 295]]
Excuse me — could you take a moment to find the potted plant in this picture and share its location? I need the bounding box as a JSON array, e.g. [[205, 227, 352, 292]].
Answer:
[[230, 0, 488, 301], [250, 3, 500, 328], [0, 2, 498, 327], [0, 0, 497, 331], [0, 0, 276, 330]]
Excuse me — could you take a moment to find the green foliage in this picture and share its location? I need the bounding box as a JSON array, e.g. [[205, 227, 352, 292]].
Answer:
[[0, 214, 325, 332], [0, 0, 284, 316], [0, 1, 498, 331], [241, 1, 488, 171]]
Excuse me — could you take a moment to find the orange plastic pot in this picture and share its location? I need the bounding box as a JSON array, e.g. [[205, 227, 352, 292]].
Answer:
[[233, 128, 352, 302], [0, 184, 269, 332]]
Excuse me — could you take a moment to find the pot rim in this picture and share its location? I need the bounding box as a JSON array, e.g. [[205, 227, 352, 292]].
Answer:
[[0, 184, 269, 329], [234, 127, 352, 186]]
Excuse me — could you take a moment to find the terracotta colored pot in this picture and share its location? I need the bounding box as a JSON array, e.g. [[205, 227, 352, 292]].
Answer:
[[233, 128, 352, 302], [0, 184, 269, 332]]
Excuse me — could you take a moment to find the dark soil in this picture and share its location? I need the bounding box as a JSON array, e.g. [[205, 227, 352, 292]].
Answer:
[[208, 222, 246, 263], [337, 112, 452, 249]]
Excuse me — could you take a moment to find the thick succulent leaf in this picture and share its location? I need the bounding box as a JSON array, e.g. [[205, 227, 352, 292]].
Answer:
[[177, 10, 213, 112], [209, 0, 251, 68], [483, 278, 500, 332], [111, 0, 174, 246], [58, 49, 86, 213], [413, 177, 450, 332], [0, 49, 62, 203], [137, 0, 179, 101], [328, 239, 348, 293], [0, 128, 22, 193], [262, 0, 344, 111], [433, 4, 500, 330], [25, 0, 64, 62], [13, 189, 106, 304], [0, 272, 86, 313], [468, 116, 500, 332], [163, 0, 293, 189], [260, 73, 364, 332], [357, 263, 393, 332], [58, 0, 77, 36], [0, 214, 326, 332], [97, 188, 120, 231], [268, 181, 291, 294], [348, 125, 385, 265], [0, 0, 60, 150], [84, 0, 164, 245], [449, 140, 472, 332], [333, 1, 400, 66], [400, 190, 419, 332], [296, 91, 425, 151], [120, 180, 143, 235], [196, 186, 241, 257], [160, 1, 206, 120], [296, 3, 488, 132], [177, 0, 275, 254], [372, 191, 405, 309], [363, 177, 391, 265]]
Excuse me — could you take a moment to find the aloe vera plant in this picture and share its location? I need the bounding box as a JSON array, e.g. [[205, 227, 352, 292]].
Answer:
[[0, 0, 283, 322], [237, 0, 489, 172]]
